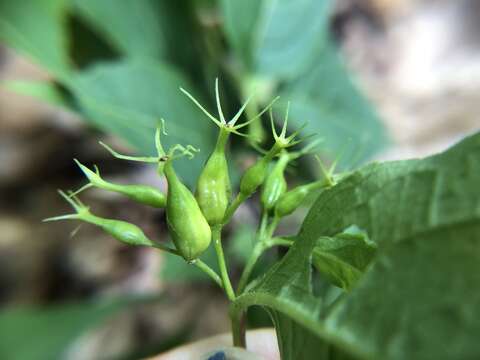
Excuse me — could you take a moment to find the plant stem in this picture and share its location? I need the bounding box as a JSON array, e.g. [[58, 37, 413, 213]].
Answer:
[[237, 242, 265, 294], [266, 215, 279, 238], [153, 243, 181, 255], [193, 260, 223, 289], [153, 244, 223, 290], [212, 225, 236, 301], [259, 211, 269, 238], [265, 237, 293, 249], [229, 306, 246, 348], [223, 192, 248, 224]]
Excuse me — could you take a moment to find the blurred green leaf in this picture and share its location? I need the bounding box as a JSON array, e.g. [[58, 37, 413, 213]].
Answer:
[[221, 0, 330, 79], [0, 0, 71, 77], [2, 80, 70, 109], [72, 0, 166, 60], [232, 132, 480, 359], [253, 0, 331, 79], [0, 295, 160, 360], [220, 0, 387, 168], [280, 42, 388, 169], [68, 60, 216, 186], [220, 0, 262, 69]]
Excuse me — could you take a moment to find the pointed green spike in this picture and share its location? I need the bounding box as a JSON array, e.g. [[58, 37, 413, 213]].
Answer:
[[180, 87, 221, 127], [99, 142, 158, 163], [229, 93, 254, 126], [215, 78, 227, 125], [280, 102, 290, 137]]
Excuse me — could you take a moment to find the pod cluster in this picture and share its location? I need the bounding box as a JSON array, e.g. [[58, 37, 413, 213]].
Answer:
[[45, 79, 337, 264]]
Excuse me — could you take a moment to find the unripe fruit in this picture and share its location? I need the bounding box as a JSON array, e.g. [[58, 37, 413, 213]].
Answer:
[[260, 152, 290, 212], [86, 215, 155, 247], [239, 157, 270, 196], [74, 160, 166, 208], [43, 191, 155, 247], [275, 180, 330, 218], [196, 128, 231, 225], [182, 78, 277, 225], [164, 161, 212, 261]]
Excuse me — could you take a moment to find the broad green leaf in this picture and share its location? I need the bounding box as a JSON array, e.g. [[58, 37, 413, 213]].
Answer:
[[280, 42, 388, 169], [0, 0, 70, 77], [0, 295, 160, 360], [2, 80, 70, 109], [252, 0, 331, 79], [68, 60, 216, 186], [313, 225, 377, 291], [220, 0, 262, 69], [233, 132, 480, 359], [72, 0, 166, 60], [220, 0, 330, 79]]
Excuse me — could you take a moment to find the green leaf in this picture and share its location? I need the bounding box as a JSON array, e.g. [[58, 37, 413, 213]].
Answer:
[[279, 42, 388, 169], [68, 60, 216, 186], [0, 295, 160, 360], [72, 0, 166, 60], [252, 0, 331, 79], [220, 0, 262, 69], [2, 80, 70, 109], [313, 225, 377, 291], [0, 0, 71, 77], [220, 0, 330, 78], [233, 132, 480, 359]]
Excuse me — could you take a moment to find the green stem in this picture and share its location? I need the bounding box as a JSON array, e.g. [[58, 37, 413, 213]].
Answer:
[[229, 306, 246, 348], [212, 226, 236, 301], [193, 260, 223, 290], [259, 211, 269, 239], [237, 211, 272, 294], [265, 237, 293, 249], [223, 192, 248, 224], [153, 244, 224, 290], [237, 242, 266, 294], [239, 75, 265, 145], [266, 215, 280, 238]]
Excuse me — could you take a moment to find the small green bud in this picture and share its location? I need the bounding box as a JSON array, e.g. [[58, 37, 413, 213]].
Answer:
[[275, 183, 317, 218], [260, 152, 289, 212], [74, 160, 166, 208], [275, 157, 337, 218], [239, 105, 306, 198], [94, 217, 155, 247], [239, 157, 270, 196]]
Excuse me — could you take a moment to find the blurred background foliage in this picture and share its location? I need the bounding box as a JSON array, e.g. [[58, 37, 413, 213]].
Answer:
[[1, 0, 479, 359]]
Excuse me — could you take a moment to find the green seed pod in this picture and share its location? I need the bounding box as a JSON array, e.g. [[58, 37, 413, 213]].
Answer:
[[260, 151, 290, 212], [43, 191, 155, 247], [275, 179, 331, 218], [196, 128, 231, 225], [89, 215, 155, 247], [239, 157, 271, 196], [275, 155, 341, 218], [182, 78, 277, 225], [164, 160, 212, 261], [239, 105, 305, 198], [74, 160, 166, 208]]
